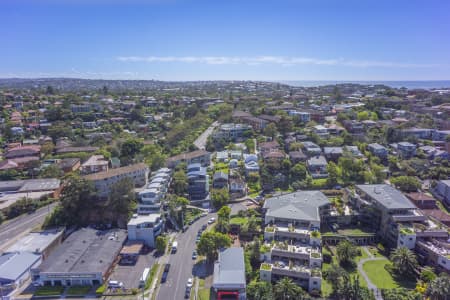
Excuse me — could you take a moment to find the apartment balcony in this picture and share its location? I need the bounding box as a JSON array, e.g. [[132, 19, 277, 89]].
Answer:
[[270, 261, 321, 279], [392, 210, 427, 222], [267, 224, 311, 240], [271, 242, 322, 261]]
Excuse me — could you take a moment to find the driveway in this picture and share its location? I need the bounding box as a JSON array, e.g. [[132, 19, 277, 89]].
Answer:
[[108, 250, 156, 289]]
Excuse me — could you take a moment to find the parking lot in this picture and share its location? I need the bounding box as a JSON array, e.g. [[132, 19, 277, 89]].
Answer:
[[108, 250, 156, 289]]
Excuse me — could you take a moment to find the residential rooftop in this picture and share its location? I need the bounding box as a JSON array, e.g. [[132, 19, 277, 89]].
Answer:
[[356, 184, 416, 210], [263, 191, 330, 222]]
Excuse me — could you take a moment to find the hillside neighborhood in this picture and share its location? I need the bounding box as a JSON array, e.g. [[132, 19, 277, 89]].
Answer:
[[0, 79, 449, 300]]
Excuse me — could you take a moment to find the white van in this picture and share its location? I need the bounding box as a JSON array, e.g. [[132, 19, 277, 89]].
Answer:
[[171, 241, 178, 253], [139, 267, 151, 287]]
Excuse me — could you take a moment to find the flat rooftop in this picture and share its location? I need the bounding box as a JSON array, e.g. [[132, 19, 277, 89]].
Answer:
[[127, 214, 161, 226], [6, 229, 63, 254], [37, 228, 126, 275], [0, 179, 60, 193], [356, 184, 416, 210], [213, 247, 246, 287]]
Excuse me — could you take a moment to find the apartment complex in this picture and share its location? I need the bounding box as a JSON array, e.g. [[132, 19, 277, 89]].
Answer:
[[84, 163, 149, 198], [187, 163, 209, 205], [166, 150, 211, 168], [260, 191, 330, 292], [213, 123, 252, 142], [137, 168, 172, 214]]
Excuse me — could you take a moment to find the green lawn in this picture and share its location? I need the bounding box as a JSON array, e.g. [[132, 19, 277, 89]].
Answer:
[[362, 259, 416, 289], [197, 279, 210, 300], [230, 217, 247, 225], [66, 286, 91, 296], [311, 178, 328, 188], [34, 286, 65, 296], [321, 246, 369, 297]]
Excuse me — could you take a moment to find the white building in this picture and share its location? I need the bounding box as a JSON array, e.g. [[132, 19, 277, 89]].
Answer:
[[127, 214, 163, 247]]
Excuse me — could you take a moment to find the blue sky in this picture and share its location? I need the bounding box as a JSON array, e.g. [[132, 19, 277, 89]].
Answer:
[[1, 0, 450, 81]]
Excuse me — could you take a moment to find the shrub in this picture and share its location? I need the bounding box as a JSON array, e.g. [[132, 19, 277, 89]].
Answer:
[[95, 284, 106, 296]]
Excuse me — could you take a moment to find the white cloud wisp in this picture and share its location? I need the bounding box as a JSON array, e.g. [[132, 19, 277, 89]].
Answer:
[[116, 55, 438, 68]]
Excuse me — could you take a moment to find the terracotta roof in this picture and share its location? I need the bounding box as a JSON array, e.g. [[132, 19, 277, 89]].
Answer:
[[421, 209, 450, 223], [406, 193, 436, 202]]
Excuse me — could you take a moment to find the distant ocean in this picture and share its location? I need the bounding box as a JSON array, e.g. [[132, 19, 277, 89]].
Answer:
[[278, 80, 450, 89]]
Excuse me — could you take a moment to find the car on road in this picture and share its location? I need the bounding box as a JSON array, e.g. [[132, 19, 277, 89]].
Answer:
[[192, 250, 197, 259], [164, 263, 171, 272], [186, 278, 193, 288], [201, 224, 207, 230], [196, 237, 200, 244], [201, 212, 207, 217], [208, 217, 216, 224], [108, 280, 124, 288], [185, 287, 191, 298]]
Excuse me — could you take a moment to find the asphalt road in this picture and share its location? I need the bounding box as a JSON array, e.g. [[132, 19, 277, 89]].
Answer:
[[0, 203, 57, 251], [193, 121, 219, 150], [156, 212, 217, 300]]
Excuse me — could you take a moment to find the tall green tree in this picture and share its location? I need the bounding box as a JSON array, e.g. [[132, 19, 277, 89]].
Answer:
[[197, 231, 231, 261], [273, 277, 306, 300], [247, 280, 273, 300], [390, 247, 418, 277], [426, 273, 450, 300], [211, 188, 230, 209], [172, 170, 188, 195], [336, 240, 359, 266]]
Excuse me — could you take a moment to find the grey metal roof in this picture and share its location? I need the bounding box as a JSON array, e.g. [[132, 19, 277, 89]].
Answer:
[[213, 247, 245, 287], [307, 155, 327, 166], [0, 252, 41, 282], [263, 191, 330, 222], [37, 228, 126, 275], [0, 179, 60, 193], [6, 230, 63, 254], [356, 184, 416, 210]]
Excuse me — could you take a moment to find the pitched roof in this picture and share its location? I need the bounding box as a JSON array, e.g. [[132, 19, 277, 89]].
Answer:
[[263, 191, 330, 222], [0, 252, 41, 282]]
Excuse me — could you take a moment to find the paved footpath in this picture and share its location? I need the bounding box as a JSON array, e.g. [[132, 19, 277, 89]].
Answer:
[[357, 247, 384, 300]]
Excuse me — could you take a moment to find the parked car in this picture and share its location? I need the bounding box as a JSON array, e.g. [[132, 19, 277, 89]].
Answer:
[[208, 217, 216, 224], [192, 250, 197, 260], [108, 280, 123, 288], [186, 278, 193, 288]]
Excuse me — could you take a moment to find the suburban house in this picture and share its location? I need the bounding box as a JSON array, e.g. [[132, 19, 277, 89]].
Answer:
[[260, 191, 330, 292], [397, 142, 417, 159], [81, 155, 109, 174], [4, 145, 41, 159], [213, 172, 229, 189], [302, 142, 321, 157], [368, 143, 388, 159], [212, 247, 247, 300], [289, 150, 308, 163], [433, 180, 450, 208], [307, 156, 328, 179], [323, 147, 343, 161]]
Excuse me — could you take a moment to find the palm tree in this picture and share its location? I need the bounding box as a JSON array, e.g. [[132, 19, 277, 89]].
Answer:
[[273, 277, 305, 300], [390, 247, 418, 277], [323, 264, 349, 292], [426, 273, 450, 300], [336, 240, 358, 266]]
